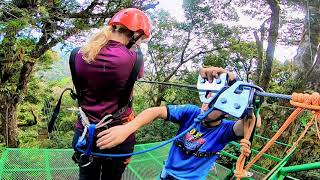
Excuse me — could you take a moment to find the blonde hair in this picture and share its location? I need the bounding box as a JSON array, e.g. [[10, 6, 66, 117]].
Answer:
[[80, 25, 144, 63], [80, 26, 113, 63], [81, 25, 134, 63]]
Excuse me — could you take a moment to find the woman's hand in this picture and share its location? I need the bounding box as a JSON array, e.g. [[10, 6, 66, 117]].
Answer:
[[199, 67, 236, 83], [96, 124, 134, 149]]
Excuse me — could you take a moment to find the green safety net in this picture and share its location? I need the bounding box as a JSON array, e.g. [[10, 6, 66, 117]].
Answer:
[[0, 143, 235, 180], [0, 142, 264, 180]]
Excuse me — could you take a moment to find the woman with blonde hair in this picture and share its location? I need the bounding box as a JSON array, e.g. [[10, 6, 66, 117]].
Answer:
[[71, 8, 151, 180]]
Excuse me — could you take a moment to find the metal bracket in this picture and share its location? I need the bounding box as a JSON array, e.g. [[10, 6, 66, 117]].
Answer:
[[197, 73, 228, 104], [213, 81, 255, 119]]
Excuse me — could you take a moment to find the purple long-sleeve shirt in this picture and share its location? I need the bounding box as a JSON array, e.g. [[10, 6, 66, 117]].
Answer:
[[74, 40, 143, 129]]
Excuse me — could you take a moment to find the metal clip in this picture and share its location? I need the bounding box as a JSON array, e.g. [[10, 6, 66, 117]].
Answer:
[[197, 73, 228, 104], [213, 81, 255, 119], [79, 154, 94, 167]]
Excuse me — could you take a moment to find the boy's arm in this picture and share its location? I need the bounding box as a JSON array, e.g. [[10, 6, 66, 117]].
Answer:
[[233, 119, 244, 137], [96, 106, 167, 149]]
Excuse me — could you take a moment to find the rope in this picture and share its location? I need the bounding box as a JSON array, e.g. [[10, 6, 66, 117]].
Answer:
[[245, 108, 302, 170], [76, 124, 196, 157], [234, 113, 257, 179], [244, 92, 320, 172], [286, 111, 320, 154]]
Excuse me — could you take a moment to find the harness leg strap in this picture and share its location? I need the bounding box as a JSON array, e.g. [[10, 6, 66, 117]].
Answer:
[[85, 124, 96, 156]]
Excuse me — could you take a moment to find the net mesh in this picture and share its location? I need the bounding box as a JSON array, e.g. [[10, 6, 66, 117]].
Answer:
[[0, 142, 260, 180]]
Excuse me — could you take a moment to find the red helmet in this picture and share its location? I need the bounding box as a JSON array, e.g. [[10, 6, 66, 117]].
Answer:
[[109, 8, 151, 38]]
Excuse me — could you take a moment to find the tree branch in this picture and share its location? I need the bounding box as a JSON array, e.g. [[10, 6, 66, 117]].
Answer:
[[305, 43, 320, 79], [164, 43, 234, 82], [180, 29, 192, 63], [31, 27, 80, 58], [183, 43, 233, 63]]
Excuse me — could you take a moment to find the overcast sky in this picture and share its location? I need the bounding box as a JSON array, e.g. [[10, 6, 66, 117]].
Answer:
[[75, 0, 300, 62], [156, 0, 299, 62]]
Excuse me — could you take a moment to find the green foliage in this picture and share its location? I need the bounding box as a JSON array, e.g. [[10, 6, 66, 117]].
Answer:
[[16, 72, 76, 148], [268, 60, 295, 94], [146, 3, 237, 107], [203, 50, 229, 68], [18, 127, 40, 148], [204, 40, 258, 81], [133, 84, 154, 114], [136, 120, 178, 144], [163, 71, 200, 105], [44, 131, 74, 148], [36, 50, 60, 71]]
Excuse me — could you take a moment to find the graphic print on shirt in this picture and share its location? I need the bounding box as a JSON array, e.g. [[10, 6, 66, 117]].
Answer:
[[175, 128, 206, 155]]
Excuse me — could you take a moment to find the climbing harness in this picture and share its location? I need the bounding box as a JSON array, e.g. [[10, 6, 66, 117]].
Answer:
[[48, 47, 143, 167], [48, 47, 143, 133]]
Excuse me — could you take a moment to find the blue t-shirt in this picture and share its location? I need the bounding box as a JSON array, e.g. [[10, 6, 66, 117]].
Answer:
[[164, 104, 239, 180]]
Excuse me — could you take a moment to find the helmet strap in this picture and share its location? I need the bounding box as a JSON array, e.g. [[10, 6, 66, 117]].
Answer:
[[202, 114, 226, 126], [126, 33, 144, 49]]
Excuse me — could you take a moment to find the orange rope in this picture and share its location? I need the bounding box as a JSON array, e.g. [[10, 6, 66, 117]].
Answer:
[[244, 92, 320, 171], [286, 111, 320, 154], [315, 113, 320, 140], [244, 107, 303, 171], [234, 114, 256, 179]]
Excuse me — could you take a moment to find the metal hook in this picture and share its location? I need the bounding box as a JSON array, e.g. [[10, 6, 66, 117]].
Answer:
[[79, 154, 93, 168]]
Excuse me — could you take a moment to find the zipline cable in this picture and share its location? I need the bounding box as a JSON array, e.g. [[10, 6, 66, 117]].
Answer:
[[138, 80, 293, 100]]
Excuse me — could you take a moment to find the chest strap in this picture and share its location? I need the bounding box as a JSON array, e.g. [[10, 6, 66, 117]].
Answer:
[[174, 141, 219, 158]]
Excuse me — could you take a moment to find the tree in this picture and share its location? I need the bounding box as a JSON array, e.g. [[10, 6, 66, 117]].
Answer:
[[290, 0, 320, 91], [145, 0, 238, 106], [0, 0, 155, 147], [204, 41, 258, 82], [259, 0, 280, 90]]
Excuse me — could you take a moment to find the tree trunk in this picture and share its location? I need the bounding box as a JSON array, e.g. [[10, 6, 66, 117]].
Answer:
[[155, 85, 166, 106], [253, 31, 263, 84], [0, 97, 18, 147], [253, 18, 268, 85], [260, 0, 280, 90], [293, 2, 320, 91], [0, 59, 35, 147]]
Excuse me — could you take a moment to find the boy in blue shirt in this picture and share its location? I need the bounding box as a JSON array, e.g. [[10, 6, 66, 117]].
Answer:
[[96, 67, 244, 180]]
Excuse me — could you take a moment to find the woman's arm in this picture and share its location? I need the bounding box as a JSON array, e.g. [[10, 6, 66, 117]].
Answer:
[[96, 106, 167, 149]]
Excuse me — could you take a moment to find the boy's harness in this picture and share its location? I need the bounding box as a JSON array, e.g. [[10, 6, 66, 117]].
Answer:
[[174, 141, 218, 157]]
